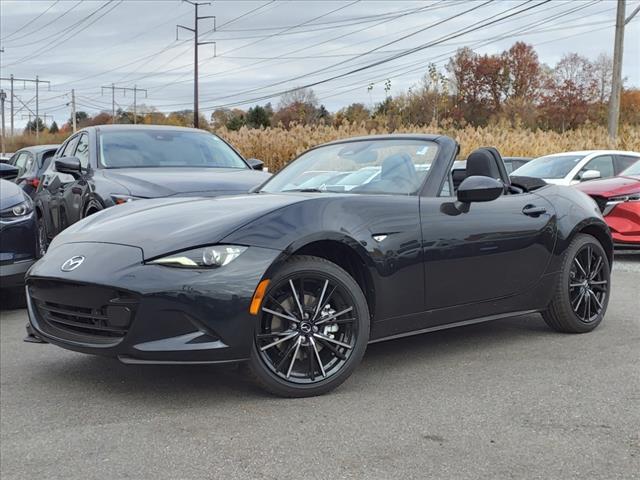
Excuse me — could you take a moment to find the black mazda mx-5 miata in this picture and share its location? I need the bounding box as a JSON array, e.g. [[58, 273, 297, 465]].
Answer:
[[25, 134, 613, 397]]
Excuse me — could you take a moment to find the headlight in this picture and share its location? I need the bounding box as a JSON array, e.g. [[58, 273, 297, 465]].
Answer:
[[0, 200, 33, 222], [603, 193, 640, 215], [111, 194, 144, 205], [148, 245, 248, 268]]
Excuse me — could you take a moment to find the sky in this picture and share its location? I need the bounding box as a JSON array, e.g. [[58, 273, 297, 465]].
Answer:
[[1, 0, 639, 130]]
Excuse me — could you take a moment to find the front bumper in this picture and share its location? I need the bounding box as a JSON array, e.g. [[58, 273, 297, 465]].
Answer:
[[1, 258, 35, 288], [25, 242, 281, 364], [605, 201, 640, 247]]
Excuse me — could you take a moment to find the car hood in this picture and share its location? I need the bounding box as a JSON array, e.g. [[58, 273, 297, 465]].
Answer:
[[49, 193, 306, 259], [103, 167, 271, 197], [0, 179, 26, 209], [574, 175, 640, 198]]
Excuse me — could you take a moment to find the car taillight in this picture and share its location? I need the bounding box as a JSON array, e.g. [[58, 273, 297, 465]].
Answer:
[[26, 178, 40, 188]]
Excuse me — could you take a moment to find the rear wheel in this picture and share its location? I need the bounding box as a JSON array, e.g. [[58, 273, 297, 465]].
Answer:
[[247, 255, 370, 397], [542, 234, 610, 333]]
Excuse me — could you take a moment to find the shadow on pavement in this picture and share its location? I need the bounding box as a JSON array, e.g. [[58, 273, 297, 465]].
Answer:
[[22, 313, 552, 401]]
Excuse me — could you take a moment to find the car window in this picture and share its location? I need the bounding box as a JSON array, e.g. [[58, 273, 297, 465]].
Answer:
[[74, 133, 90, 169], [39, 150, 56, 169], [261, 139, 439, 195], [615, 155, 639, 174], [11, 152, 33, 177], [512, 155, 585, 179], [580, 155, 614, 179], [98, 130, 247, 169], [61, 136, 80, 157]]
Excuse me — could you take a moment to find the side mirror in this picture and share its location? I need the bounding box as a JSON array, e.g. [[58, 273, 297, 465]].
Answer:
[[457, 175, 504, 203], [247, 158, 265, 171], [0, 163, 19, 180], [580, 169, 601, 181], [55, 156, 82, 176]]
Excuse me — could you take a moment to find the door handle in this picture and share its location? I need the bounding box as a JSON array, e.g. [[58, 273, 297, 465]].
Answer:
[[522, 204, 547, 217]]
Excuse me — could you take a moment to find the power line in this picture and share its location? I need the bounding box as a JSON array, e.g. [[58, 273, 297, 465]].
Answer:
[[0, 0, 61, 42], [3, 1, 122, 68], [202, 0, 553, 110]]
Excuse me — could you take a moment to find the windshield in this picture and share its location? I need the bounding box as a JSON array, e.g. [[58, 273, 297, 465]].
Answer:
[[512, 154, 585, 179], [261, 139, 438, 195], [621, 159, 640, 176], [98, 130, 247, 169]]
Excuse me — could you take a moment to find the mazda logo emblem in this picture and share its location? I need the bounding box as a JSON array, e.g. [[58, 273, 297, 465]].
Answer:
[[61, 255, 85, 272]]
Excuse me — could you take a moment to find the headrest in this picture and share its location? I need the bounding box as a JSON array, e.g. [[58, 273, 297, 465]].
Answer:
[[381, 153, 415, 179]]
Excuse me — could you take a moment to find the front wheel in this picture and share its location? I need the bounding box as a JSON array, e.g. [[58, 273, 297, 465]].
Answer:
[[36, 215, 49, 258], [542, 233, 611, 333], [247, 255, 370, 397]]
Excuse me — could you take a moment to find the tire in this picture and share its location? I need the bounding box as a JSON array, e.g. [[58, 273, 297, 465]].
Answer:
[[83, 199, 103, 218], [542, 233, 611, 333], [36, 213, 49, 258], [247, 255, 370, 397]]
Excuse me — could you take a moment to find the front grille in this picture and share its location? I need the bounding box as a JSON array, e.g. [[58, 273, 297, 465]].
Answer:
[[36, 300, 129, 338], [591, 195, 608, 213], [28, 279, 138, 344]]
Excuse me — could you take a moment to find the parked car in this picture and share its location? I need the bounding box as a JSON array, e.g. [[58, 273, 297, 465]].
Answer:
[[34, 125, 271, 254], [0, 154, 14, 164], [502, 156, 531, 174], [575, 160, 640, 248], [511, 150, 640, 185], [8, 144, 60, 198], [25, 134, 612, 397], [0, 165, 38, 289]]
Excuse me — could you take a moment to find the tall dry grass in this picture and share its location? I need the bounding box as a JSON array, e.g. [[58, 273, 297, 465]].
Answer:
[[217, 122, 640, 171], [5, 123, 640, 172]]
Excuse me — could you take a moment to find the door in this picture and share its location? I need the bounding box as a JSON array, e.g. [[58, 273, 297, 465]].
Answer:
[[44, 135, 80, 235], [59, 133, 92, 230], [420, 191, 555, 312]]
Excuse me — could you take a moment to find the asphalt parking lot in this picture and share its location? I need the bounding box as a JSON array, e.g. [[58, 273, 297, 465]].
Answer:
[[1, 253, 639, 480]]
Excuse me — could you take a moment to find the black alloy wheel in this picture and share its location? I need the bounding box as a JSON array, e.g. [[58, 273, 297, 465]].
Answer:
[[37, 217, 48, 258], [248, 256, 369, 397], [543, 234, 610, 333], [568, 244, 608, 323]]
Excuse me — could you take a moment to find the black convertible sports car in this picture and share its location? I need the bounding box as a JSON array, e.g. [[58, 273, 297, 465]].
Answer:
[[25, 134, 612, 397], [33, 125, 270, 254]]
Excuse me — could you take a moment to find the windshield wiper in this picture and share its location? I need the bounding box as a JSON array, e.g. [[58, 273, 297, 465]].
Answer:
[[282, 188, 325, 193]]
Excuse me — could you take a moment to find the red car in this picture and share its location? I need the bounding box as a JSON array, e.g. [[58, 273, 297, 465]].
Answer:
[[575, 160, 640, 247]]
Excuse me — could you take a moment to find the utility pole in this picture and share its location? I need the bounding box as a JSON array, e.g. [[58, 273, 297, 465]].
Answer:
[[177, 1, 216, 129], [1, 90, 6, 155], [608, 0, 640, 140], [0, 75, 50, 138], [101, 84, 147, 124], [68, 89, 77, 133]]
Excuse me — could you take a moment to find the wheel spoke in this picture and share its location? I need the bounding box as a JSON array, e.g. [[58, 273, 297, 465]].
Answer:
[[262, 307, 300, 324], [569, 283, 583, 288], [573, 290, 585, 311], [267, 295, 297, 319], [286, 336, 303, 378], [289, 279, 305, 318], [275, 335, 301, 371], [586, 291, 591, 320], [314, 306, 354, 326], [312, 279, 329, 321], [586, 245, 592, 274], [309, 337, 326, 378], [591, 290, 603, 310], [260, 332, 298, 352], [256, 331, 295, 340], [315, 336, 347, 361], [307, 344, 315, 381], [574, 257, 587, 278], [321, 317, 356, 325], [313, 332, 352, 349], [590, 256, 603, 279], [590, 280, 608, 285]]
